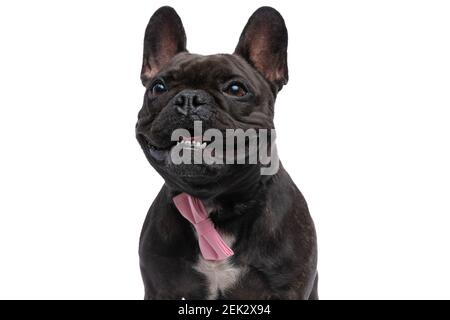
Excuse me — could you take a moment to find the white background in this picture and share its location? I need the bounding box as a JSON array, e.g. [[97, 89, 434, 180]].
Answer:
[[0, 0, 449, 299]]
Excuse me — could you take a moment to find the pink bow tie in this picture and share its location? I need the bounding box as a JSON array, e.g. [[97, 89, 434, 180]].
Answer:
[[173, 193, 234, 261]]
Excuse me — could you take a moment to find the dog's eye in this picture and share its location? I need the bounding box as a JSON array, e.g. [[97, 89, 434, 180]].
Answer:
[[224, 82, 248, 97], [150, 81, 167, 96]]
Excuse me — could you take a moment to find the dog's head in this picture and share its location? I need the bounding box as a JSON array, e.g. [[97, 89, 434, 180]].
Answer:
[[136, 6, 288, 198]]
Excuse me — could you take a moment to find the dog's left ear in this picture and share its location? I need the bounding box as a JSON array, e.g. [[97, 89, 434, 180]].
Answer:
[[234, 7, 288, 91]]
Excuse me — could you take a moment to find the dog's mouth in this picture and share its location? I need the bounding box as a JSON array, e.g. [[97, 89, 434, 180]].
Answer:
[[139, 135, 212, 162], [175, 136, 208, 151]]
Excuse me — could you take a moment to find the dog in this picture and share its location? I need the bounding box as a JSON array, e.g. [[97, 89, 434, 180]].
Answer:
[[135, 6, 318, 300]]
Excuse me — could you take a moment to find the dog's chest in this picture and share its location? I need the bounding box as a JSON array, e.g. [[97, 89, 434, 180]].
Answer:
[[193, 234, 244, 300]]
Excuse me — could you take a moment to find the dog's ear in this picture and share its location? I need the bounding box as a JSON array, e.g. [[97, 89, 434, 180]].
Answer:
[[234, 7, 288, 91], [141, 6, 187, 86]]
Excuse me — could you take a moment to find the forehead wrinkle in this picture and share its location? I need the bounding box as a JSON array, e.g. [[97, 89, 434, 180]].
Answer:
[[165, 54, 244, 84]]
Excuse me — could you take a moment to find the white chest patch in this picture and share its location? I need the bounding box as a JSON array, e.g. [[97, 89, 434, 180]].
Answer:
[[193, 234, 244, 300]]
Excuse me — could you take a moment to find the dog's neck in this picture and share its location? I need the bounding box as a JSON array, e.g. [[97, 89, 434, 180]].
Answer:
[[202, 168, 281, 227], [166, 165, 282, 227]]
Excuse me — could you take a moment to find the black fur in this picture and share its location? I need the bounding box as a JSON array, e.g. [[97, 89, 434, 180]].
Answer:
[[135, 6, 318, 300]]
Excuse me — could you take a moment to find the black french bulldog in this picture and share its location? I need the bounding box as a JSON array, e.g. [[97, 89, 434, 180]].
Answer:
[[135, 6, 318, 300]]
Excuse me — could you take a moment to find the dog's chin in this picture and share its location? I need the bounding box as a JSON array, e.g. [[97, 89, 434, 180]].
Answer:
[[159, 161, 229, 198]]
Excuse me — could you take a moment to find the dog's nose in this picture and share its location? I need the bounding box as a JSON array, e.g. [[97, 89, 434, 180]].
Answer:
[[174, 90, 209, 116]]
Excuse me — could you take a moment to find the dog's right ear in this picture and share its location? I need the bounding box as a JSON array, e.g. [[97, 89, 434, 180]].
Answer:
[[140, 6, 187, 86]]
